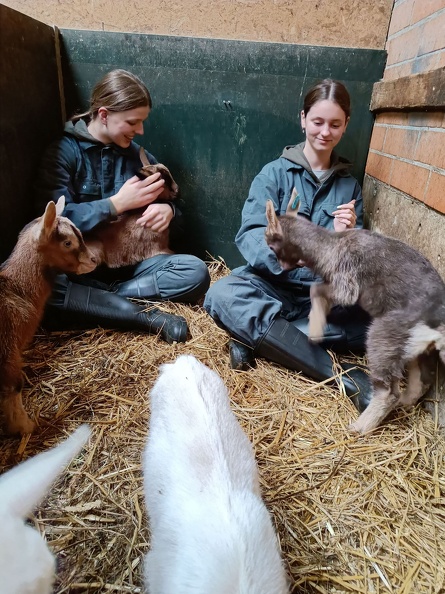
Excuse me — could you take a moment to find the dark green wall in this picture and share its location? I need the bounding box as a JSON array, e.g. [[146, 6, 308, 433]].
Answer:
[[59, 31, 386, 267], [0, 5, 63, 264]]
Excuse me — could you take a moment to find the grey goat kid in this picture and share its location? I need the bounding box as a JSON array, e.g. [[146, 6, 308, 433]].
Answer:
[[265, 198, 445, 434], [0, 197, 97, 435], [84, 148, 179, 268]]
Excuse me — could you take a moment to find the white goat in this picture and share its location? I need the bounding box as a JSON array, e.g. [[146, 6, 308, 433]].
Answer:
[[0, 424, 91, 594], [143, 355, 289, 594]]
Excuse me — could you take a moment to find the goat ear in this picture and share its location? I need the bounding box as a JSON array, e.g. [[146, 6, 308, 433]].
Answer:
[[41, 201, 58, 239], [0, 425, 90, 520], [55, 195, 66, 216], [265, 200, 282, 236], [139, 146, 150, 167], [286, 187, 300, 217]]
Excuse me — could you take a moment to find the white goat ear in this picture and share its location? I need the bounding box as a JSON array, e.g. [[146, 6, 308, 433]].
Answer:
[[0, 425, 91, 520], [55, 195, 66, 216]]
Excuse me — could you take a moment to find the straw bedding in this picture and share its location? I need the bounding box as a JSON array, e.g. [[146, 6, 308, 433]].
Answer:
[[1, 259, 444, 594]]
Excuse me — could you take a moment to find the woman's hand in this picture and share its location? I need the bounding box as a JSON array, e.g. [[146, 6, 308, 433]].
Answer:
[[332, 199, 357, 232], [136, 203, 174, 232], [110, 173, 165, 214]]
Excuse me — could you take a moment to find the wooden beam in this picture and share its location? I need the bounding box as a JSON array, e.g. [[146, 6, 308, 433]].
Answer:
[[370, 67, 445, 112]]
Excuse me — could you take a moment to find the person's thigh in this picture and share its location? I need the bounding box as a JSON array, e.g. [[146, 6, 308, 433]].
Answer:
[[204, 268, 308, 344], [132, 254, 210, 301]]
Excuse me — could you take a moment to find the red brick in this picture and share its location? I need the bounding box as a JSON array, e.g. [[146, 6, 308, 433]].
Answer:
[[388, 0, 414, 35], [411, 0, 445, 24], [365, 151, 393, 184], [410, 52, 442, 75], [424, 171, 445, 213], [369, 125, 387, 152], [390, 160, 430, 200], [419, 11, 445, 55], [386, 26, 421, 65], [383, 127, 419, 160], [383, 62, 413, 80], [377, 113, 409, 126], [408, 112, 444, 128], [415, 130, 445, 169]]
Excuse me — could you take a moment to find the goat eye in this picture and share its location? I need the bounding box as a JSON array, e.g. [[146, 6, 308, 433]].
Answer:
[[64, 240, 72, 248]]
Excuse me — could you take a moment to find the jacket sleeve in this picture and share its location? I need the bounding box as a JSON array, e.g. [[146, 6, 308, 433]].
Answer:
[[35, 137, 115, 232], [35, 137, 77, 216], [234, 166, 285, 277]]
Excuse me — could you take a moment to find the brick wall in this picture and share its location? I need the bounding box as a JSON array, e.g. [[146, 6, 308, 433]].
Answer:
[[367, 112, 445, 214], [366, 1, 445, 217], [385, 0, 445, 80]]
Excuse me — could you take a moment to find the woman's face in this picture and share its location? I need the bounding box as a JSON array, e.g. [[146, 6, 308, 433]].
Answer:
[[300, 99, 349, 154], [98, 105, 150, 148]]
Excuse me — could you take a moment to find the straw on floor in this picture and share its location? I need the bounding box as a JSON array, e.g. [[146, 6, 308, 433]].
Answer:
[[1, 259, 444, 594]]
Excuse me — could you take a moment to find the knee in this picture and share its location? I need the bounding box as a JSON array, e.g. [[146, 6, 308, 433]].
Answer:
[[203, 276, 235, 314], [183, 257, 210, 300], [164, 255, 210, 304], [193, 258, 211, 292]]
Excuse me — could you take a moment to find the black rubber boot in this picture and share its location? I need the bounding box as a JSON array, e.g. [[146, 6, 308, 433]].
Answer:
[[43, 281, 188, 344], [255, 317, 372, 411], [229, 340, 257, 370], [167, 281, 211, 305], [114, 272, 210, 305], [293, 317, 368, 354], [113, 273, 160, 299]]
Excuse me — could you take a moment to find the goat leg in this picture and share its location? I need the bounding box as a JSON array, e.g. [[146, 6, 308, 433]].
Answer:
[[348, 379, 399, 434], [398, 353, 436, 408], [309, 282, 332, 342], [2, 371, 36, 435], [3, 391, 36, 435]]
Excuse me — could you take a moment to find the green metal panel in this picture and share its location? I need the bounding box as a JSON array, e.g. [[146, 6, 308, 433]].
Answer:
[[0, 5, 62, 263], [60, 31, 386, 268]]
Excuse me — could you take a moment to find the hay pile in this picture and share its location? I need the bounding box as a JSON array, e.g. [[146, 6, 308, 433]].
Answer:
[[1, 259, 444, 593]]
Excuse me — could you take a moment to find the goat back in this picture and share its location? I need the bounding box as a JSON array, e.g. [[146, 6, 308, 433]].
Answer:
[[143, 355, 288, 594]]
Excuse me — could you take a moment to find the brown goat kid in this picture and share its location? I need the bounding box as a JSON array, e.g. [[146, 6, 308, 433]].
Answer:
[[265, 199, 445, 434], [0, 197, 97, 435], [84, 148, 179, 267]]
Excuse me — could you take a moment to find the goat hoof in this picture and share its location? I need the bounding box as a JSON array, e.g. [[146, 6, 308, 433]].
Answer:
[[309, 334, 323, 343], [347, 421, 362, 434], [7, 416, 36, 436]]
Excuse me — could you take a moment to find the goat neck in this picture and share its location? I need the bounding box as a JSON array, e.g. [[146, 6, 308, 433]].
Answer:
[[279, 215, 341, 277], [1, 222, 55, 308]]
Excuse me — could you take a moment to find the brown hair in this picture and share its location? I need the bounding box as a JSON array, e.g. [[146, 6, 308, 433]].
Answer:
[[303, 79, 351, 119], [73, 69, 152, 121]]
